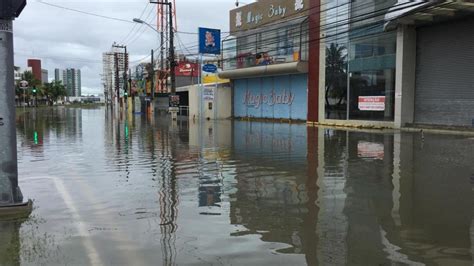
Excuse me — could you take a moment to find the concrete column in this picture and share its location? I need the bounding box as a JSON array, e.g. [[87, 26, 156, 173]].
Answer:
[[384, 69, 394, 119], [307, 0, 321, 122], [394, 26, 417, 128], [318, 0, 327, 123], [0, 20, 21, 205]]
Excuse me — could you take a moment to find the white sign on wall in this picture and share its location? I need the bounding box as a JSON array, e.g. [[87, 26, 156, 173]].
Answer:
[[203, 87, 214, 100]]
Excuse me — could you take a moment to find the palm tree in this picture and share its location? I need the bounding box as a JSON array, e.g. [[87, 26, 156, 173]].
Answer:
[[325, 43, 347, 108], [43, 81, 67, 105]]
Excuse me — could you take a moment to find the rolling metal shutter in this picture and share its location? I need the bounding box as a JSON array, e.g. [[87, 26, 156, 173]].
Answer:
[[414, 17, 474, 127]]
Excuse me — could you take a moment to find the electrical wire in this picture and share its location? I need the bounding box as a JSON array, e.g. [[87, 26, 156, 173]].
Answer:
[[36, 0, 134, 24], [120, 2, 152, 44], [126, 8, 159, 46], [171, 1, 432, 64]]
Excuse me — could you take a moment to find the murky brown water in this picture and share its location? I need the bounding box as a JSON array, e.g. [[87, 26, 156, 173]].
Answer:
[[1, 107, 473, 265]]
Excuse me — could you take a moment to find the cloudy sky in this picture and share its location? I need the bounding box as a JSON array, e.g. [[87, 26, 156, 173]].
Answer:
[[13, 0, 239, 95]]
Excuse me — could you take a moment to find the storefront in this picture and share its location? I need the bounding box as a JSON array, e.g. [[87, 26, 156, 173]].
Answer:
[[413, 17, 474, 127], [320, 0, 397, 127], [233, 74, 307, 120], [385, 0, 474, 128], [220, 0, 310, 121]]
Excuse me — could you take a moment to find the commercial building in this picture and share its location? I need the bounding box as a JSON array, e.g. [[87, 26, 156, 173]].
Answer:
[[27, 59, 42, 82], [220, 0, 311, 121], [221, 0, 474, 129], [386, 0, 474, 128], [318, 0, 474, 128]]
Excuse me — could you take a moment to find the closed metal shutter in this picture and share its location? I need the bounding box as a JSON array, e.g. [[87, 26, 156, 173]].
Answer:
[[415, 17, 474, 127]]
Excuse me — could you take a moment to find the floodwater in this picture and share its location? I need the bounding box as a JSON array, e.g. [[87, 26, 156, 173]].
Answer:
[[1, 107, 473, 265]]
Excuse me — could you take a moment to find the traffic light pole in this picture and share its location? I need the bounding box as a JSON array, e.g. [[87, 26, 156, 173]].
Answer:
[[0, 0, 32, 216], [0, 18, 31, 214], [0, 19, 20, 203]]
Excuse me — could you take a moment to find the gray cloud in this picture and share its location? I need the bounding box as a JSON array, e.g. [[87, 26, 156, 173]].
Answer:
[[13, 0, 236, 95]]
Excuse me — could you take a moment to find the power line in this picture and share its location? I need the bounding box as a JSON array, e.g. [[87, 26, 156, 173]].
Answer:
[[36, 0, 134, 24], [173, 1, 432, 64], [120, 2, 152, 44], [126, 7, 158, 46]]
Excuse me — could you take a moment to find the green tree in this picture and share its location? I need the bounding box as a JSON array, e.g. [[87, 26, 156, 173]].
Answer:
[[325, 43, 347, 108], [42, 81, 67, 105]]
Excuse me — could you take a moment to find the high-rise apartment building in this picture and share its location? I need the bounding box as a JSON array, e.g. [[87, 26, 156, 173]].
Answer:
[[60, 68, 81, 97]]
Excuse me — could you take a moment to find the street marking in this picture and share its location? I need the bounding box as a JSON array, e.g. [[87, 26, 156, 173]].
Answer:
[[25, 176, 103, 266]]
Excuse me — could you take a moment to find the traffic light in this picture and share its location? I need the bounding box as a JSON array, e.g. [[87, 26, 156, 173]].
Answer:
[[32, 87, 36, 94], [0, 0, 27, 20]]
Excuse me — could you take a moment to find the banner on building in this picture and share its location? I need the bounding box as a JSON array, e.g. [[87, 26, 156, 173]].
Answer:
[[198, 27, 221, 55], [175, 62, 198, 77], [358, 96, 385, 111]]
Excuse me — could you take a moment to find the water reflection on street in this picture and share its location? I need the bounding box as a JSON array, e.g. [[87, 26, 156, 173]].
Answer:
[[2, 107, 473, 265]]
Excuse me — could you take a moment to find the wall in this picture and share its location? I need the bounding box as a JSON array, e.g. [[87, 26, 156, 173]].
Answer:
[[233, 74, 307, 120], [189, 85, 232, 120]]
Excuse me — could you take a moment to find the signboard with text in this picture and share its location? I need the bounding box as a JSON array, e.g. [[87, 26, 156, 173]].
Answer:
[[230, 0, 310, 33], [175, 61, 198, 77], [198, 27, 221, 55], [358, 96, 386, 111], [203, 88, 214, 100]]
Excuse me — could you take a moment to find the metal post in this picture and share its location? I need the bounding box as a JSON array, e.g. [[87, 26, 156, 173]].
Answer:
[[151, 49, 155, 99], [168, 2, 176, 94], [160, 11, 164, 93], [0, 19, 20, 204], [199, 53, 203, 120]]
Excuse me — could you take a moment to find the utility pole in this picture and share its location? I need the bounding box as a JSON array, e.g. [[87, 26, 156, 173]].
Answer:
[[151, 49, 155, 99], [112, 43, 128, 108], [0, 0, 32, 215], [150, 0, 176, 94]]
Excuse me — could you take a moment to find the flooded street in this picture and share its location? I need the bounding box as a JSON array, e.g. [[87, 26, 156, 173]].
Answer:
[[2, 107, 473, 265]]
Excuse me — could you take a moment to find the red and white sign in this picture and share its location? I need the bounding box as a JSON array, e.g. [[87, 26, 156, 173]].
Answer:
[[358, 96, 385, 111], [175, 62, 198, 77]]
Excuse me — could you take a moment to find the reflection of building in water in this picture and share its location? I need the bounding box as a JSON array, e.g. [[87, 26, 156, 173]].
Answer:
[[15, 108, 84, 154], [229, 121, 314, 256], [228, 123, 474, 265]]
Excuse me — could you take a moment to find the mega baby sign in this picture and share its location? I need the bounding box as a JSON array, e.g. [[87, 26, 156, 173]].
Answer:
[[244, 89, 295, 108]]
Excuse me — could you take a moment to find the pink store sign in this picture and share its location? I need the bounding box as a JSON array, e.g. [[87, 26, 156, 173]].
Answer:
[[244, 89, 295, 108], [358, 96, 385, 111]]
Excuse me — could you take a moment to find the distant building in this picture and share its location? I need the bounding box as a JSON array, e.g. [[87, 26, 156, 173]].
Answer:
[[14, 66, 21, 81], [41, 69, 48, 84], [102, 46, 128, 105], [62, 68, 82, 97], [54, 68, 64, 84], [27, 59, 42, 81]]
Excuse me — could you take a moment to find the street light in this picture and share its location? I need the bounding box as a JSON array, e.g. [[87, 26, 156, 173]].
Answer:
[[132, 18, 161, 35]]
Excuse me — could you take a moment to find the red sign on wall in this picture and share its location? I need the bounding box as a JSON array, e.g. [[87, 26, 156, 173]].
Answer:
[[358, 96, 385, 111], [175, 62, 198, 77]]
